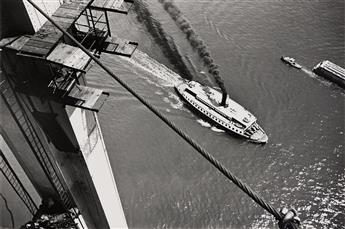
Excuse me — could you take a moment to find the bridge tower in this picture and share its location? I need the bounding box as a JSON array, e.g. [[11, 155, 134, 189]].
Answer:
[[0, 0, 137, 228]]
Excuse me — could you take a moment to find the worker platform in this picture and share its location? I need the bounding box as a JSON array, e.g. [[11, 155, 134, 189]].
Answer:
[[19, 0, 92, 58], [65, 85, 109, 112], [90, 0, 134, 14], [16, 0, 137, 58], [1, 37, 109, 112], [103, 36, 138, 57], [0, 0, 139, 112], [0, 36, 31, 52], [46, 43, 91, 73]]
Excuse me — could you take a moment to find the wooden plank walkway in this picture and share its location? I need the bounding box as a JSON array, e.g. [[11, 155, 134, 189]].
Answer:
[[92, 0, 124, 9], [67, 85, 109, 112], [20, 0, 92, 57], [0, 37, 19, 48], [0, 36, 31, 51], [47, 43, 91, 71], [103, 36, 137, 57], [90, 0, 133, 14]]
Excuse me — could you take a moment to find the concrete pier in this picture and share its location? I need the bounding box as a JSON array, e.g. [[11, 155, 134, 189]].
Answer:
[[69, 107, 128, 228]]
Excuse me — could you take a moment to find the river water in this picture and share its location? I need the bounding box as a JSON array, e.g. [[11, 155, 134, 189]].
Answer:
[[86, 1, 344, 228]]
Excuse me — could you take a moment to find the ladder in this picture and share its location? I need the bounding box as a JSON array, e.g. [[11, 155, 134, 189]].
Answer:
[[0, 149, 38, 215], [0, 78, 75, 210]]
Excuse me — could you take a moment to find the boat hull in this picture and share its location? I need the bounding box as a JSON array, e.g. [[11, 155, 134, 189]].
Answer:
[[175, 81, 268, 144], [281, 56, 302, 69], [313, 60, 345, 89]]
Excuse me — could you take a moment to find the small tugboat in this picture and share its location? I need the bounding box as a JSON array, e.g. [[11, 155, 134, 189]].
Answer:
[[175, 80, 268, 144], [281, 56, 302, 69]]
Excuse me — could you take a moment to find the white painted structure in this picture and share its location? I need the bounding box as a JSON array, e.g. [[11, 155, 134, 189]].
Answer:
[[22, 0, 63, 31], [69, 108, 128, 228]]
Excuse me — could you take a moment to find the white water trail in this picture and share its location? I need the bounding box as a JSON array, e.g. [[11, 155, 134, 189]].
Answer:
[[118, 50, 228, 133], [302, 67, 333, 87], [119, 50, 183, 87]]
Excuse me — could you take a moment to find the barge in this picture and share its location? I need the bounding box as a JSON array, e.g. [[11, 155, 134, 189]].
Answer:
[[313, 60, 345, 89]]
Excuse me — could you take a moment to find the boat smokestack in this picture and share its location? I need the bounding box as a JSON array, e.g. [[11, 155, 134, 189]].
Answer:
[[218, 79, 228, 107], [220, 91, 227, 106]]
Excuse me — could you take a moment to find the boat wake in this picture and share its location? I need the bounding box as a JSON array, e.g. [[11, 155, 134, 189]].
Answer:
[[196, 119, 211, 128], [301, 67, 345, 97], [302, 68, 332, 87], [211, 126, 226, 133], [117, 50, 229, 133], [197, 119, 225, 133], [120, 50, 182, 87]]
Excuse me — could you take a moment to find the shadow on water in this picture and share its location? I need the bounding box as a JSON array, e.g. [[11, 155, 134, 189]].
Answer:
[[158, 0, 228, 95], [133, 1, 193, 80]]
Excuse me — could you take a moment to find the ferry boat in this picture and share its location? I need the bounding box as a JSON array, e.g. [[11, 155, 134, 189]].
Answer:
[[281, 56, 302, 69], [313, 60, 345, 89], [175, 80, 268, 144]]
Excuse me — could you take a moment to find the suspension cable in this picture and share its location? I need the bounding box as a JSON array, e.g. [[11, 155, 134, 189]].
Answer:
[[24, 0, 295, 225]]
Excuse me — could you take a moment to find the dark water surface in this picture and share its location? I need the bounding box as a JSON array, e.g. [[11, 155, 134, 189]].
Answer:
[[87, 1, 344, 228]]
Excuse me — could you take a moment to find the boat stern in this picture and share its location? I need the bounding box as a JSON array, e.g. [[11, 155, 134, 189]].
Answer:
[[175, 80, 192, 92]]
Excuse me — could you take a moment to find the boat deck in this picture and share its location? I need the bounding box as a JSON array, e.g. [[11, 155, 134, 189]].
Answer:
[[313, 60, 345, 88], [314, 61, 345, 80]]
